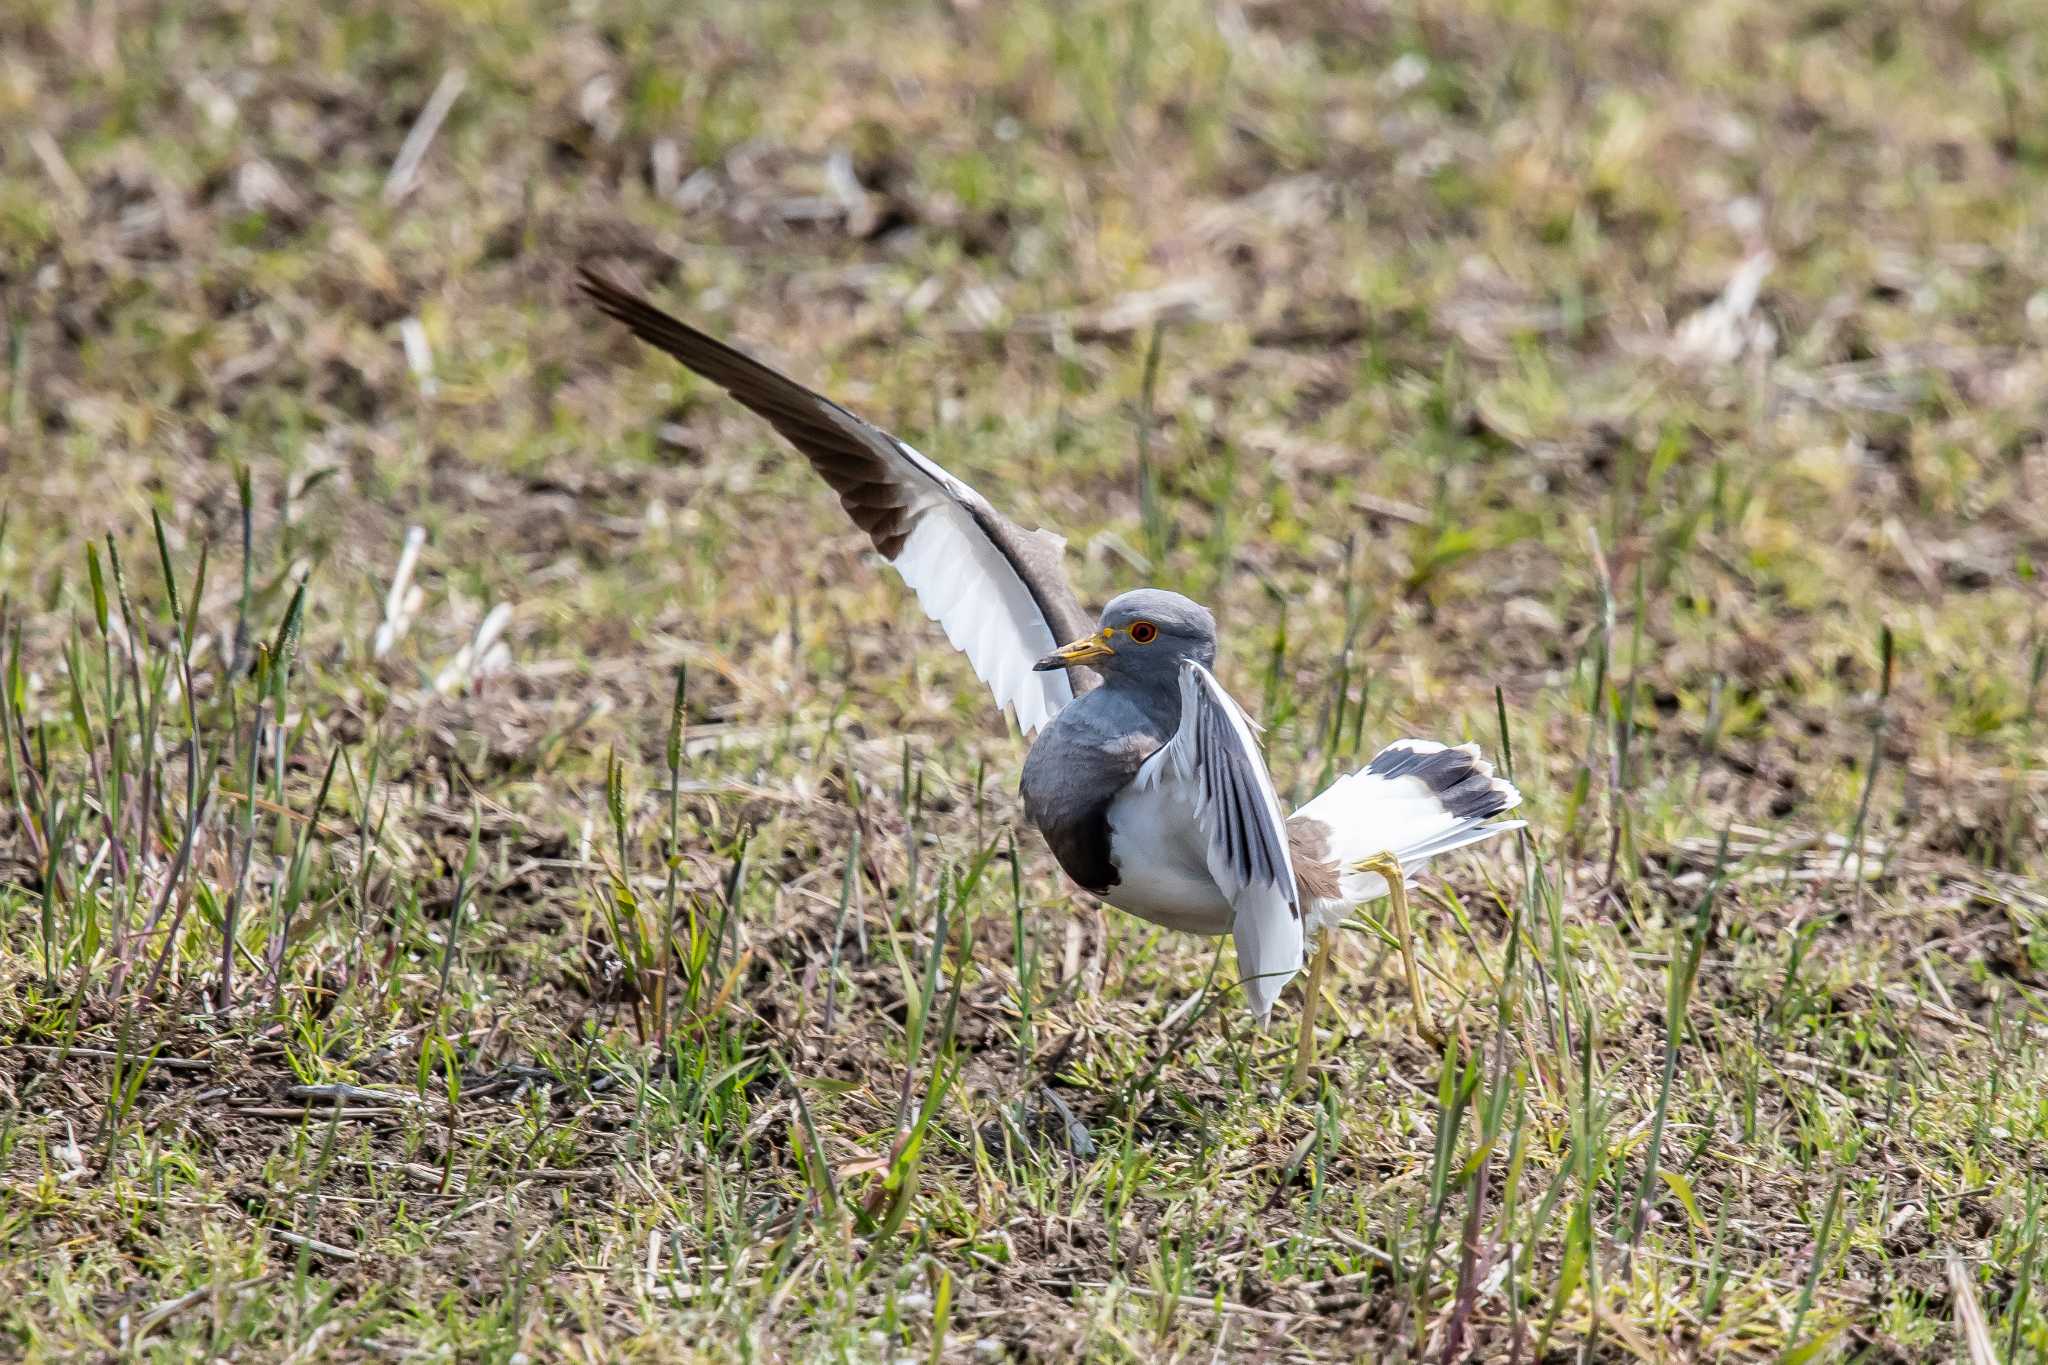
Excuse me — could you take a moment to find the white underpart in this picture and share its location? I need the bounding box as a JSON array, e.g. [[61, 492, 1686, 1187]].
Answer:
[[1126, 662, 1302, 1023], [1291, 739, 1525, 932], [886, 441, 1074, 736], [1098, 708, 1524, 1025], [1102, 780, 1232, 935]]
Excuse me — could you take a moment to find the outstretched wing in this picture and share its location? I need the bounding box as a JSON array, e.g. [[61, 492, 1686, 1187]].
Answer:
[[1139, 660, 1302, 1021], [580, 268, 1095, 735]]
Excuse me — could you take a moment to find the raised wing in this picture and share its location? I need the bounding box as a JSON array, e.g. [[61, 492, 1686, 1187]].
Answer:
[[580, 269, 1095, 735], [1140, 660, 1302, 1020]]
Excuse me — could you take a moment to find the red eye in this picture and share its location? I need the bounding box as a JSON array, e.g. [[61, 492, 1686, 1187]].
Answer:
[[1129, 621, 1158, 644]]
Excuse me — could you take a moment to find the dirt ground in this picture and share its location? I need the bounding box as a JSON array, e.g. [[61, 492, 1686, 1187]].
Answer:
[[3, 0, 2047, 1359]]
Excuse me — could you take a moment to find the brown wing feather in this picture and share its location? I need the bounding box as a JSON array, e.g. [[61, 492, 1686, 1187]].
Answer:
[[1287, 817, 1342, 904], [578, 268, 1097, 656]]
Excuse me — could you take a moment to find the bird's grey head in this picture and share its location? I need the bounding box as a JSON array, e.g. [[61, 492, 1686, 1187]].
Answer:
[[1033, 588, 1216, 688]]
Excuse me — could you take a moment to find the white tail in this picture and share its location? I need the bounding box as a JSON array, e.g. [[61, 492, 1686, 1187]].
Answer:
[[1293, 739, 1522, 918]]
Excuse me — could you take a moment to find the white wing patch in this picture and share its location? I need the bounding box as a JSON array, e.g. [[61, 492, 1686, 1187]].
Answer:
[[1137, 660, 1302, 1021], [576, 271, 1092, 740], [1293, 738, 1524, 913], [888, 442, 1075, 736]]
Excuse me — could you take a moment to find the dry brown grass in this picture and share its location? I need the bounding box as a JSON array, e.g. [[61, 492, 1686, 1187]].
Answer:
[[3, 0, 2047, 1359]]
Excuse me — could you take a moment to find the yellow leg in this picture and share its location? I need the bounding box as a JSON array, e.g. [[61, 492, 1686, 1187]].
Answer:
[[1357, 851, 1443, 1048], [1291, 932, 1335, 1093]]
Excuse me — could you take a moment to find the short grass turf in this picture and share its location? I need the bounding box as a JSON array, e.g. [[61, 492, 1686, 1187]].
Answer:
[[4, 0, 2048, 1359]]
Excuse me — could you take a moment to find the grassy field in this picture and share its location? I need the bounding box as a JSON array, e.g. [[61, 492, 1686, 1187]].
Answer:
[[4, 0, 2047, 1358]]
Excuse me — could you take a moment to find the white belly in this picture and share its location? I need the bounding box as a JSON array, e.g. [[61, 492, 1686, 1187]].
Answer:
[[1101, 780, 1233, 935]]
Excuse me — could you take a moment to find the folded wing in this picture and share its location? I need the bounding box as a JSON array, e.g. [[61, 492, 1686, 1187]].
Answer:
[[1140, 660, 1302, 1020], [580, 269, 1095, 735]]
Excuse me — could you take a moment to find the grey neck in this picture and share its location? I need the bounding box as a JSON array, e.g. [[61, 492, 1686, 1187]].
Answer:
[[1102, 667, 1186, 737]]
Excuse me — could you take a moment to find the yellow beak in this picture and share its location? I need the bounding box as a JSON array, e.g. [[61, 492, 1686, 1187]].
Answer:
[[1034, 629, 1116, 671]]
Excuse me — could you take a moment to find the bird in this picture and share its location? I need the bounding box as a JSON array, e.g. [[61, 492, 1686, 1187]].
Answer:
[[579, 267, 1523, 1076]]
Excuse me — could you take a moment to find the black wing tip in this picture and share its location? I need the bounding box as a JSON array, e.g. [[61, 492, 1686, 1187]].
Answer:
[[576, 264, 685, 339], [1368, 739, 1522, 821], [575, 264, 813, 411], [575, 262, 637, 313]]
